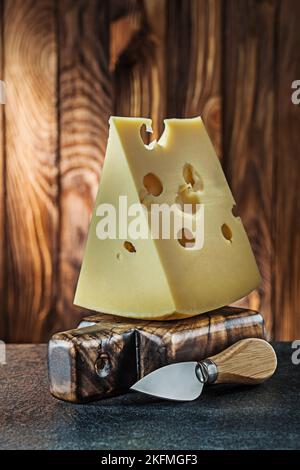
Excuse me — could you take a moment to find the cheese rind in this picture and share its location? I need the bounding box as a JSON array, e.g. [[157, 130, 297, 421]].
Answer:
[[74, 116, 261, 319]]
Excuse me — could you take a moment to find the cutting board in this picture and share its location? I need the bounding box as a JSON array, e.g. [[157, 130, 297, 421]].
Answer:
[[48, 307, 265, 403]]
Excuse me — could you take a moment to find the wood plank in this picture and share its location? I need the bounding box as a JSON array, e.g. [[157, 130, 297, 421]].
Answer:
[[166, 0, 222, 156], [223, 0, 276, 338], [0, 0, 5, 340], [274, 0, 300, 340], [54, 0, 111, 334], [4, 0, 58, 342], [112, 0, 166, 140], [49, 307, 265, 403]]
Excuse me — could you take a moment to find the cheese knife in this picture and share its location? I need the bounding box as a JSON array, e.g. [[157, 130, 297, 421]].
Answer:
[[130, 338, 277, 401]]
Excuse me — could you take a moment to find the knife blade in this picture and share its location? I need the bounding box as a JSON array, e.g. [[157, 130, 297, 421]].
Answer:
[[130, 338, 277, 401]]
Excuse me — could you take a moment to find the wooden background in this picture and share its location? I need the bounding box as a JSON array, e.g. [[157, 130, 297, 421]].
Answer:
[[0, 0, 299, 342]]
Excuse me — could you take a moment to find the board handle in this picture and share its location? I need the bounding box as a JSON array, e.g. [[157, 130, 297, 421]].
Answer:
[[207, 338, 277, 385]]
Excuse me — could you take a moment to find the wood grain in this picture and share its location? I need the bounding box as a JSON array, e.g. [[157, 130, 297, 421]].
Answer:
[[112, 0, 166, 140], [54, 0, 111, 335], [210, 338, 277, 385], [166, 0, 222, 156], [274, 0, 300, 340], [223, 0, 276, 338], [0, 0, 299, 342], [4, 0, 58, 342], [0, 0, 5, 340], [49, 307, 266, 402]]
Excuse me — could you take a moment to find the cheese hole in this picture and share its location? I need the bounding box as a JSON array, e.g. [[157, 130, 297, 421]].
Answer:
[[143, 173, 163, 197], [140, 124, 151, 146], [232, 205, 239, 217], [221, 223, 233, 242], [183, 163, 203, 191], [116, 253, 122, 261], [139, 189, 153, 209], [176, 185, 201, 214], [124, 241, 136, 253], [177, 229, 196, 248]]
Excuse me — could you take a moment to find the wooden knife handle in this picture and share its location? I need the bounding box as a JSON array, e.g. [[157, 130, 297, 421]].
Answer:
[[208, 338, 277, 385]]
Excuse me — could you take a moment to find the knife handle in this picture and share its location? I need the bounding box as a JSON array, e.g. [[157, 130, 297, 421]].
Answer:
[[207, 338, 277, 385]]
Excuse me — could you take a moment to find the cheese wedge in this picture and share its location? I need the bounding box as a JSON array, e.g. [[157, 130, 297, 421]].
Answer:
[[74, 116, 261, 319]]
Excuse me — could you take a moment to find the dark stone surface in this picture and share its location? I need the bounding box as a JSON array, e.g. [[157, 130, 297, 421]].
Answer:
[[0, 343, 299, 450]]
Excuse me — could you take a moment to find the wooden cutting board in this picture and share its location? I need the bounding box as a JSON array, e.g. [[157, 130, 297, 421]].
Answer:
[[48, 307, 265, 403]]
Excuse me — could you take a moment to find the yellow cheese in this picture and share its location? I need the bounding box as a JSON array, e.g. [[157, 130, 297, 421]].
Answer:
[[74, 116, 261, 319]]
